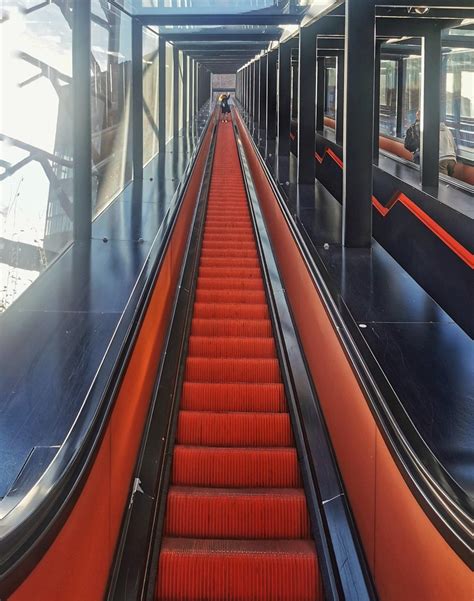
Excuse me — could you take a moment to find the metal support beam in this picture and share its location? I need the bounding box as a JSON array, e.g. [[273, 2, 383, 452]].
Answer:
[[132, 19, 143, 179], [259, 55, 267, 143], [267, 51, 278, 143], [336, 51, 344, 145], [73, 0, 92, 240], [373, 41, 382, 164], [277, 43, 291, 157], [343, 0, 376, 247], [396, 57, 404, 138], [173, 45, 180, 139], [297, 25, 317, 185], [253, 60, 260, 131], [182, 53, 188, 127], [316, 56, 325, 134], [159, 37, 166, 152], [421, 30, 441, 195]]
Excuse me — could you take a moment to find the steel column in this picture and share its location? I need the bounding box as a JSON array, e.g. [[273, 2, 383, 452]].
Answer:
[[277, 43, 291, 157], [253, 59, 260, 131], [396, 57, 404, 138], [173, 45, 180, 138], [158, 36, 166, 152], [316, 56, 325, 134], [336, 52, 344, 145], [343, 0, 376, 247], [131, 19, 143, 178], [182, 53, 188, 126], [297, 26, 317, 185], [73, 0, 92, 240], [421, 30, 441, 195], [259, 55, 267, 142], [267, 51, 278, 141]]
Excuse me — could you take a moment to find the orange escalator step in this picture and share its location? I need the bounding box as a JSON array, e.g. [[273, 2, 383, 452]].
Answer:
[[184, 357, 281, 383], [156, 538, 319, 601], [180, 382, 287, 413], [164, 487, 310, 539], [188, 336, 276, 359]]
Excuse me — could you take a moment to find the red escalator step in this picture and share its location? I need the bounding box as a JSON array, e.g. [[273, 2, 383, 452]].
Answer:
[[199, 257, 259, 268], [191, 318, 272, 338], [176, 412, 293, 446], [164, 487, 310, 539], [180, 382, 287, 412], [184, 357, 281, 383], [188, 336, 276, 359], [199, 266, 262, 279], [194, 289, 265, 305], [202, 233, 255, 243], [200, 248, 259, 259], [172, 446, 301, 487], [156, 538, 319, 601], [193, 302, 268, 320], [197, 277, 264, 291]]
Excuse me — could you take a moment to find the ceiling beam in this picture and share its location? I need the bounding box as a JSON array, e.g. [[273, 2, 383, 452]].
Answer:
[[162, 33, 280, 42], [140, 14, 301, 27]]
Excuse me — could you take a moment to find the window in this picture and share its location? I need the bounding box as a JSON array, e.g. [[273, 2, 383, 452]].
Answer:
[[91, 0, 133, 217], [445, 49, 474, 161], [401, 55, 421, 135], [380, 60, 398, 137], [324, 65, 336, 120], [165, 42, 174, 143]]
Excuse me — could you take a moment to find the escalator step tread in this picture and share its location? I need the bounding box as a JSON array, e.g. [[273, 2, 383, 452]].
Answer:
[[176, 411, 293, 447], [188, 336, 276, 358], [180, 382, 287, 412], [157, 538, 319, 601]]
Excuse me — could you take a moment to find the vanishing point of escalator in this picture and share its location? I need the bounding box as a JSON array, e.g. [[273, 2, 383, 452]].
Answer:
[[155, 118, 320, 601]]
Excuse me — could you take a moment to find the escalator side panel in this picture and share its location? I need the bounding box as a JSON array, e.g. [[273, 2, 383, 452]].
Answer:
[[9, 120, 216, 601], [233, 109, 473, 601]]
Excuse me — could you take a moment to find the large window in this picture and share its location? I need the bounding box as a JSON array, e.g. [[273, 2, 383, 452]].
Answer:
[[143, 28, 160, 164], [380, 60, 398, 137], [91, 0, 133, 217], [324, 63, 336, 120], [445, 49, 474, 161], [0, 2, 74, 311]]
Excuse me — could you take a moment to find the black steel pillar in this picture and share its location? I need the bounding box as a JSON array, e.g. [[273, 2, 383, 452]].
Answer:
[[189, 58, 195, 122], [291, 51, 298, 120], [131, 19, 143, 178], [173, 45, 180, 138], [182, 53, 188, 127], [73, 0, 92, 240], [316, 55, 325, 134], [396, 57, 404, 139], [336, 52, 344, 146], [343, 0, 376, 247], [158, 36, 166, 153], [277, 43, 291, 157], [373, 41, 382, 164], [259, 55, 267, 142], [421, 30, 441, 195], [267, 51, 278, 142], [253, 60, 260, 131], [194, 61, 199, 115], [297, 25, 317, 185]]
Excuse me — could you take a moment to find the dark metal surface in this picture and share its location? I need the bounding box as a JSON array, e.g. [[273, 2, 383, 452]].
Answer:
[[343, 0, 375, 247], [277, 42, 291, 158], [132, 18, 144, 180], [297, 26, 316, 184]]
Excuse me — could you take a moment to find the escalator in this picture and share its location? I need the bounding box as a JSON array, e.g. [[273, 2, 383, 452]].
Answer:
[[155, 119, 319, 600]]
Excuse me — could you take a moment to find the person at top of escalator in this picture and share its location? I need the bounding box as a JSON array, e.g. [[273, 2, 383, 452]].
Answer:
[[221, 94, 231, 123]]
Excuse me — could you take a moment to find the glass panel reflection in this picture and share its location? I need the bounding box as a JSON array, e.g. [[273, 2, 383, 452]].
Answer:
[[91, 0, 133, 217], [0, 2, 74, 312], [165, 41, 174, 143]]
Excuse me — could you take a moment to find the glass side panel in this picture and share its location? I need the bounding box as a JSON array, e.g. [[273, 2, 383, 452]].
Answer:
[[325, 65, 336, 119], [165, 41, 174, 143], [0, 2, 74, 312], [91, 0, 133, 217], [143, 28, 160, 164], [402, 55, 421, 135], [380, 60, 398, 137], [445, 49, 474, 163]]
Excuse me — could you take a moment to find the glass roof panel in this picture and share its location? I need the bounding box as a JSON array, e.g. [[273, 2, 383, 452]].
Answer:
[[113, 0, 307, 16]]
